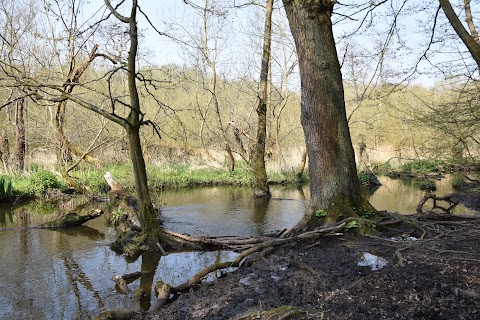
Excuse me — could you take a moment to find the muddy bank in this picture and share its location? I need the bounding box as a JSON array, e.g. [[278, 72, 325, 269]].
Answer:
[[135, 186, 480, 320], [142, 217, 479, 320]]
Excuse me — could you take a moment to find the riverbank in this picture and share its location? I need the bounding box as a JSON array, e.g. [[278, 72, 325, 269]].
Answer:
[[1, 159, 478, 202]]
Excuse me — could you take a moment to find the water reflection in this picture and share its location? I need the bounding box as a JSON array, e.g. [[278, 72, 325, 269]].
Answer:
[[158, 186, 307, 236], [368, 175, 479, 215]]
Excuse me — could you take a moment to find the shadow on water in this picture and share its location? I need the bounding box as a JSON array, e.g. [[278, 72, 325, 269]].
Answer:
[[0, 174, 478, 318]]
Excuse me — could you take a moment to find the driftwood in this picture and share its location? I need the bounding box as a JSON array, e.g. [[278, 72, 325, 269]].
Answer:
[[148, 282, 172, 312], [416, 193, 458, 214], [104, 171, 123, 193], [37, 209, 103, 228]]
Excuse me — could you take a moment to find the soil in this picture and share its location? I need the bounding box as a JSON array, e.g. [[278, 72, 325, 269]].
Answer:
[[137, 182, 480, 320]]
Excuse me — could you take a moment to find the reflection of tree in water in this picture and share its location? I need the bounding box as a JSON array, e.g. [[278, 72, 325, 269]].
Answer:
[[15, 208, 29, 255], [139, 252, 161, 310], [252, 198, 270, 234], [61, 252, 105, 314]]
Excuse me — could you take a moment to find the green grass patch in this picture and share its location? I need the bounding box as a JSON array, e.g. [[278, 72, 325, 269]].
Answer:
[[400, 160, 446, 174]]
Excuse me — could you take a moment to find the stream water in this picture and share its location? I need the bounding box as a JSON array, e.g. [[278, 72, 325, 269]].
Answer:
[[0, 175, 478, 318]]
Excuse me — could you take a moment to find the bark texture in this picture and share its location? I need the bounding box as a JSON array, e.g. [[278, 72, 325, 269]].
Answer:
[[283, 0, 367, 223], [251, 0, 274, 198], [13, 97, 26, 171]]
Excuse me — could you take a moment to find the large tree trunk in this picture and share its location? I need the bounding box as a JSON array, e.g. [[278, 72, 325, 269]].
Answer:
[[251, 0, 274, 198], [283, 0, 371, 224], [13, 97, 26, 171]]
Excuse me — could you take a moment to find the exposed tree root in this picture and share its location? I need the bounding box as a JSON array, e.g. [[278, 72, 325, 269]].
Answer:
[[162, 229, 272, 250]]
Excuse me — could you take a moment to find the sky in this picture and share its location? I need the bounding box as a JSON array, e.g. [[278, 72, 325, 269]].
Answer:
[[78, 0, 478, 88]]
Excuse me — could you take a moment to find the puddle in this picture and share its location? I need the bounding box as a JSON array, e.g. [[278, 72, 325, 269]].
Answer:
[[357, 252, 388, 271]]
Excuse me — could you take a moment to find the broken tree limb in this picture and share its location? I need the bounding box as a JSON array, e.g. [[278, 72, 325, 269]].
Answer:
[[37, 209, 103, 228], [416, 193, 459, 213], [149, 220, 349, 311], [104, 171, 124, 193], [93, 309, 137, 320]]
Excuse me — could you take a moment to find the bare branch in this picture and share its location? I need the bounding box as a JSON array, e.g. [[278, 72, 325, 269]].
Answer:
[[104, 0, 129, 23]]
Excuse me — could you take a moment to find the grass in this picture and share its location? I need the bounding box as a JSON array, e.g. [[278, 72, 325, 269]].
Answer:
[[1, 156, 476, 199], [373, 159, 468, 175]]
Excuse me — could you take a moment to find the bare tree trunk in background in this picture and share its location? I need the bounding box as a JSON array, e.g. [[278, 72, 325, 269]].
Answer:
[[0, 131, 9, 172], [54, 44, 101, 169], [295, 149, 307, 180], [55, 100, 73, 167], [464, 0, 479, 43], [283, 0, 373, 225], [251, 0, 274, 198], [13, 97, 26, 171]]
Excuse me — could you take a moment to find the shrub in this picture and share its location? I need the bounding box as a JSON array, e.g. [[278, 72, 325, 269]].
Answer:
[[29, 170, 62, 194], [0, 175, 14, 199], [358, 170, 381, 187], [451, 174, 465, 189], [400, 160, 445, 174]]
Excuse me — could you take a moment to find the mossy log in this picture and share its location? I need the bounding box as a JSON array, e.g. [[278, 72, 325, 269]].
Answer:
[[37, 209, 103, 228]]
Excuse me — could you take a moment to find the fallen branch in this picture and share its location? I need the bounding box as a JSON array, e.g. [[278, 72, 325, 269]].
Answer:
[[416, 193, 458, 213], [94, 309, 137, 320], [149, 220, 349, 312], [162, 229, 271, 249]]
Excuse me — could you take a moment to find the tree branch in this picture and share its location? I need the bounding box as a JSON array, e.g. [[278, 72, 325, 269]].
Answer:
[[104, 0, 130, 23]]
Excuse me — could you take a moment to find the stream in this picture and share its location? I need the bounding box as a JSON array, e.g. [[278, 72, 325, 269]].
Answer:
[[0, 174, 478, 318]]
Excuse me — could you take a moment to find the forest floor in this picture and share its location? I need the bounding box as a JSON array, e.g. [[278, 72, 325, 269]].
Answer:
[[141, 183, 480, 320]]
